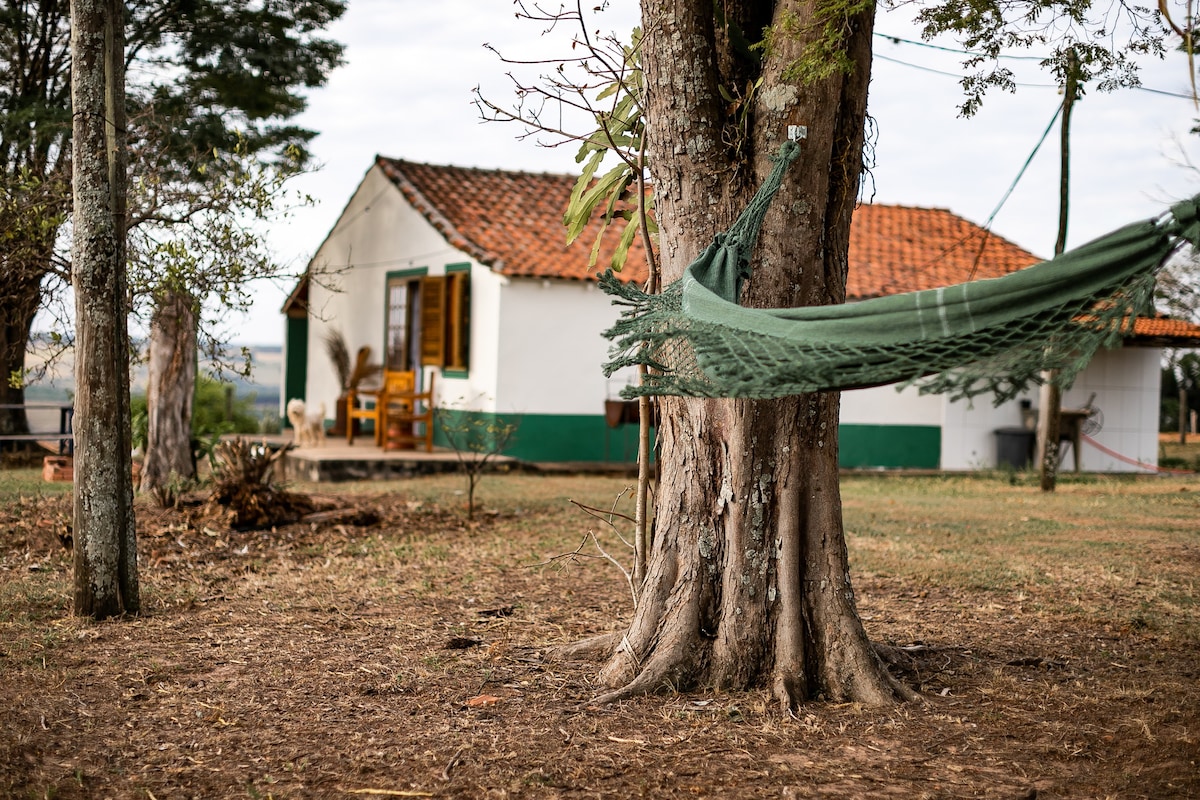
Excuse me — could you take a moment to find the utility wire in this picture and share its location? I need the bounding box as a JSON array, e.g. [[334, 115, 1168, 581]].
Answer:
[[983, 101, 1064, 232], [967, 101, 1065, 280], [875, 38, 1200, 100], [875, 31, 1046, 60], [873, 52, 1058, 87], [886, 101, 1064, 279]]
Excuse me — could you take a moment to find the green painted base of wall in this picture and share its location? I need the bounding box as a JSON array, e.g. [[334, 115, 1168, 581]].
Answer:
[[432, 413, 940, 468], [839, 424, 941, 469], [434, 411, 643, 463]]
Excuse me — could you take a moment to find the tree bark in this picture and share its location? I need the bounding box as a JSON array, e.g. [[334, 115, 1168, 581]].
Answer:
[[597, 0, 912, 711], [140, 287, 198, 494], [70, 0, 138, 619], [1180, 385, 1189, 445]]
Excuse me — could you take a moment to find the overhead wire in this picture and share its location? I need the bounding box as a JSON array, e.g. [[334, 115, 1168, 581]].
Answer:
[[871, 31, 1196, 274], [873, 52, 1058, 88], [874, 31, 1046, 60], [874, 31, 1200, 99], [966, 101, 1064, 280], [887, 101, 1063, 280]]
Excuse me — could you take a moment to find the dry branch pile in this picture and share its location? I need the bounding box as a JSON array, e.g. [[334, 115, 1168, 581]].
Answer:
[[203, 438, 315, 530]]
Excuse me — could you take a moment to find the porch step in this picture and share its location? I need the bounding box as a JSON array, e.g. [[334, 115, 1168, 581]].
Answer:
[[284, 449, 466, 482]]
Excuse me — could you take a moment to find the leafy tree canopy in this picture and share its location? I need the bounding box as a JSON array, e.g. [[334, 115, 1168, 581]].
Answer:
[[0, 0, 345, 422], [1, 0, 345, 180]]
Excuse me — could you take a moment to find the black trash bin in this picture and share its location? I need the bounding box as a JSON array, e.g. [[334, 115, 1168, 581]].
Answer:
[[994, 427, 1035, 469]]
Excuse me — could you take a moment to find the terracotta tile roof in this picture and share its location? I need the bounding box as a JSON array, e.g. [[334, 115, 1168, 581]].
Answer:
[[847, 204, 1040, 298], [377, 156, 1045, 297], [1128, 314, 1200, 343], [377, 157, 649, 283]]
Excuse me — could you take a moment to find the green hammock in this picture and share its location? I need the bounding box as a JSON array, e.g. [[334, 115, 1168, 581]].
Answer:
[[601, 141, 1200, 402]]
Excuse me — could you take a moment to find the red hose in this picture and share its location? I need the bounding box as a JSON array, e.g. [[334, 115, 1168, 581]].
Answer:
[[1081, 433, 1196, 475]]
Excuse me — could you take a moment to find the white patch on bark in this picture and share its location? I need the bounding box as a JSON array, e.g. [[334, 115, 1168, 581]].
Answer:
[[760, 84, 799, 113], [717, 444, 735, 511]]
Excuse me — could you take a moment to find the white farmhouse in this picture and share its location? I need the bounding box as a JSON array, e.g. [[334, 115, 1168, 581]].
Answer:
[[282, 156, 1200, 471]]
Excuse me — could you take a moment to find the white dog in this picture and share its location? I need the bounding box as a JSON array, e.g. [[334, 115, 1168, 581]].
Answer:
[[286, 399, 326, 448]]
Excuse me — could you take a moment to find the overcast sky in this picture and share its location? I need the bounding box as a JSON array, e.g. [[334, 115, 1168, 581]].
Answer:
[[229, 0, 1200, 345]]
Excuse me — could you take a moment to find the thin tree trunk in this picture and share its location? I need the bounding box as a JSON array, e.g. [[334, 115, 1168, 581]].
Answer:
[[1180, 385, 1188, 445], [1037, 381, 1062, 486], [70, 0, 138, 618], [597, 0, 912, 710], [1039, 50, 1077, 492], [633, 376, 651, 591], [140, 288, 198, 494]]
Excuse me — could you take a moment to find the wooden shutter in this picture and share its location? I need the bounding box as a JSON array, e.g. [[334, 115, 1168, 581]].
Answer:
[[419, 276, 445, 367], [446, 272, 470, 370]]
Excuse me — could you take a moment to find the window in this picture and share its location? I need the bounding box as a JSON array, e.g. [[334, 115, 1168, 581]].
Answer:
[[386, 273, 423, 371], [392, 265, 469, 374]]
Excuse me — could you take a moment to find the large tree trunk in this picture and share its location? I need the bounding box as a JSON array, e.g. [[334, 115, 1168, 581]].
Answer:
[[140, 288, 198, 494], [596, 0, 911, 711], [70, 0, 138, 619]]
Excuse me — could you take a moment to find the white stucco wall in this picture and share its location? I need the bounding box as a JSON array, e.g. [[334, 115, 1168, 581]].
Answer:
[[940, 390, 1037, 471], [1062, 347, 1162, 473], [841, 384, 943, 426], [841, 347, 1163, 472], [940, 348, 1162, 472], [493, 277, 637, 416]]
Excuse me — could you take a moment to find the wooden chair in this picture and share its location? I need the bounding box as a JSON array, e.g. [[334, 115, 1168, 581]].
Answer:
[[381, 370, 435, 452], [345, 386, 381, 446], [344, 347, 385, 445]]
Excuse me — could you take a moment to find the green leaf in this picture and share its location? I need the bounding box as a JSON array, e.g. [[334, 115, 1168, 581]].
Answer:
[[610, 214, 642, 273], [565, 162, 631, 246]]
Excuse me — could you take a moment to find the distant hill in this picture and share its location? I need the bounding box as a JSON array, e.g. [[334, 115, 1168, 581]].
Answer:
[[25, 338, 284, 417]]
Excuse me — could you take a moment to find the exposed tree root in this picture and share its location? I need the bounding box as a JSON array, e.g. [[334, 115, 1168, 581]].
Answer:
[[879, 669, 923, 704], [545, 632, 620, 662], [589, 648, 689, 706], [590, 649, 919, 709]]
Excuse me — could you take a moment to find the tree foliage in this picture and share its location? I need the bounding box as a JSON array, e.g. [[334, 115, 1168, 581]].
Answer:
[[910, 0, 1167, 115], [132, 375, 264, 458], [129, 138, 312, 367], [475, 5, 656, 276], [0, 0, 345, 433]]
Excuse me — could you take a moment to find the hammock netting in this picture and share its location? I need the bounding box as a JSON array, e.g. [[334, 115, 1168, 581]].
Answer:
[[601, 141, 1200, 402]]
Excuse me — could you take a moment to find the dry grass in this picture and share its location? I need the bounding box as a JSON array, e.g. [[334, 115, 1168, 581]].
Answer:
[[1, 469, 1197, 799]]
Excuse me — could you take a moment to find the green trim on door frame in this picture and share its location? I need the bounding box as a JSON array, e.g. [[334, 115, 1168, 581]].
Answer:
[[383, 267, 429, 366], [283, 315, 308, 427], [384, 266, 432, 371]]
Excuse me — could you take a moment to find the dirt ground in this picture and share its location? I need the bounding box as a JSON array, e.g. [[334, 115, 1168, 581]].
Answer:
[[1, 473, 1197, 799]]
